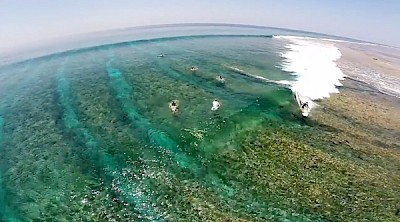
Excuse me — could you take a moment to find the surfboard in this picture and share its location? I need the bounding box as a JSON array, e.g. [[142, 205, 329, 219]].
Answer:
[[293, 91, 311, 117]]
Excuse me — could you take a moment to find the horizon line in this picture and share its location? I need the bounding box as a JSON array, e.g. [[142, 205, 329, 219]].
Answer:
[[78, 22, 373, 45], [0, 23, 394, 67]]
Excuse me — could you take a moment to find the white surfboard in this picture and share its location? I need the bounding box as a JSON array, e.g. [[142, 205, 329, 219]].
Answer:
[[293, 91, 311, 117], [211, 100, 221, 111]]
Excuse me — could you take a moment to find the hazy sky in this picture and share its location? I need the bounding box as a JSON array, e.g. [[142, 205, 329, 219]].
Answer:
[[1, 0, 400, 53]]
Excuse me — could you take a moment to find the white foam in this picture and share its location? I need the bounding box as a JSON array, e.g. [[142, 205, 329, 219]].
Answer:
[[273, 35, 377, 46], [276, 36, 345, 103]]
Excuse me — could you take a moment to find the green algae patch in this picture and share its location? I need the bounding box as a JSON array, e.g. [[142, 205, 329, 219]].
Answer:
[[209, 124, 400, 221]]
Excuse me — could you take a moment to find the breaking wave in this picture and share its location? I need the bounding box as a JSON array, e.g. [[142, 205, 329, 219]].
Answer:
[[274, 35, 346, 108]]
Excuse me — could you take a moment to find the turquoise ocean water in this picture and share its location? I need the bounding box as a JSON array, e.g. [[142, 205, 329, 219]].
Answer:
[[0, 25, 359, 221]]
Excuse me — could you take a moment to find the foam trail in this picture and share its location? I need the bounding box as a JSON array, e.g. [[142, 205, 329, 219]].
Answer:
[[225, 65, 292, 87], [56, 59, 163, 221], [224, 65, 316, 116]]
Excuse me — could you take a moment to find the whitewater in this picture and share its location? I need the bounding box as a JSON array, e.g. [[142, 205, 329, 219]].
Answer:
[[227, 35, 346, 114], [273, 36, 346, 112]]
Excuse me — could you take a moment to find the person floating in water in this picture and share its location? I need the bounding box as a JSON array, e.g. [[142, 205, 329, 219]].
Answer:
[[216, 75, 225, 83], [211, 99, 221, 111], [190, 66, 198, 72], [169, 100, 178, 113]]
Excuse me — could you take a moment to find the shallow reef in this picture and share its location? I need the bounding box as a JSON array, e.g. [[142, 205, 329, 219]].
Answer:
[[0, 35, 398, 221]]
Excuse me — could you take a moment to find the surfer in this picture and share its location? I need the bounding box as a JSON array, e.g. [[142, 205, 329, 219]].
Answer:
[[216, 75, 225, 83], [169, 100, 178, 113], [190, 66, 198, 71], [301, 102, 309, 110], [211, 99, 221, 111], [293, 91, 311, 117]]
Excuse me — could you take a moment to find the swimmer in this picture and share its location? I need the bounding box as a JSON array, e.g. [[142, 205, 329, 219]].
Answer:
[[190, 66, 198, 71], [216, 75, 225, 83], [211, 99, 221, 111], [169, 100, 178, 113]]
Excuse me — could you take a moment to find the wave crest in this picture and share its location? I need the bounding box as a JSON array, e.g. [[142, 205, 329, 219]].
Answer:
[[276, 36, 345, 102]]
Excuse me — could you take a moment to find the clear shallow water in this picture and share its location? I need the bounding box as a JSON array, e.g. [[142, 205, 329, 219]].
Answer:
[[1, 27, 396, 221]]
